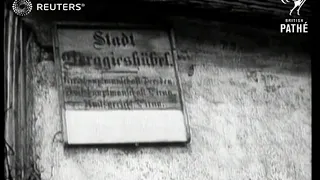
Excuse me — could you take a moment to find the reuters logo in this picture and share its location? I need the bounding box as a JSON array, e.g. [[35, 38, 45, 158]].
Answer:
[[12, 0, 33, 16]]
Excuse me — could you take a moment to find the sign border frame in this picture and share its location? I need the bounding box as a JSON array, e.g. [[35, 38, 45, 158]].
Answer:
[[53, 21, 191, 145]]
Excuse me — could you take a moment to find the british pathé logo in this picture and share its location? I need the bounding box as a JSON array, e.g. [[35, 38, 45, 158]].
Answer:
[[281, 0, 306, 16], [280, 0, 308, 33]]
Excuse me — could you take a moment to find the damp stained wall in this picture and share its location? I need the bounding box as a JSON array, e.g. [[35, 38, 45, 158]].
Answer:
[[27, 18, 311, 180]]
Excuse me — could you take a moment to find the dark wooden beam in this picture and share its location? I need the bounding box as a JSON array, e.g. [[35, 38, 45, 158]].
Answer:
[[148, 0, 312, 17], [5, 0, 312, 48], [5, 0, 309, 31], [6, 0, 312, 20]]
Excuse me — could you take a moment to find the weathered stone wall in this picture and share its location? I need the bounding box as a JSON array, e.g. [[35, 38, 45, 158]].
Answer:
[[27, 17, 311, 180]]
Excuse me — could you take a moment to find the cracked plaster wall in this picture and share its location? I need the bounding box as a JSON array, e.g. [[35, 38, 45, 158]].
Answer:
[[27, 19, 311, 180]]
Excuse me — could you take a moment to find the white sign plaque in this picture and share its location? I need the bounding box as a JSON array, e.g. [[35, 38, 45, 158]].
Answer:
[[54, 23, 190, 145]]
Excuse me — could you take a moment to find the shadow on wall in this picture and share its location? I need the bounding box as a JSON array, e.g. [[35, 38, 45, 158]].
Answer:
[[171, 17, 310, 75]]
